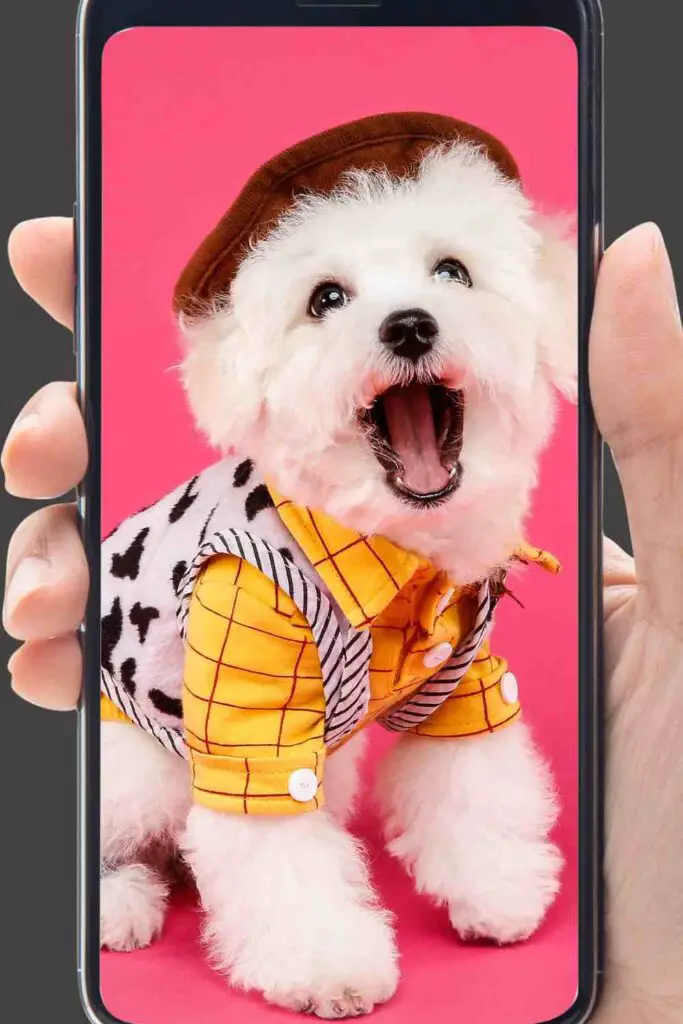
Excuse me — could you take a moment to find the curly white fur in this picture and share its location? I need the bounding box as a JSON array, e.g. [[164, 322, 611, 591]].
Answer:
[[375, 721, 563, 944], [99, 721, 192, 950], [322, 731, 368, 826], [101, 720, 191, 867], [182, 805, 399, 1017], [100, 863, 170, 952], [103, 142, 575, 1016], [181, 142, 576, 582]]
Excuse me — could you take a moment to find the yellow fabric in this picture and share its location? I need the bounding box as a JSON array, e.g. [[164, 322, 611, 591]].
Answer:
[[514, 539, 562, 576], [271, 492, 423, 628], [408, 642, 513, 738], [184, 557, 326, 815], [179, 493, 560, 816], [101, 692, 133, 725]]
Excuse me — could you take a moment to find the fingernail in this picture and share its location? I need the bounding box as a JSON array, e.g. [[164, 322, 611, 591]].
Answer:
[[4, 556, 51, 620]]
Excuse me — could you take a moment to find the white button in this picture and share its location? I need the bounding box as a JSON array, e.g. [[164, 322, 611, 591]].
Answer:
[[435, 588, 455, 617], [288, 768, 319, 803], [500, 672, 519, 705], [423, 642, 453, 669]]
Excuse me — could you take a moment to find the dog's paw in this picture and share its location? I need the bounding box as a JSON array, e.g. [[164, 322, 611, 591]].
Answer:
[[269, 984, 394, 1019], [231, 905, 399, 1018], [448, 838, 563, 945], [100, 863, 169, 951]]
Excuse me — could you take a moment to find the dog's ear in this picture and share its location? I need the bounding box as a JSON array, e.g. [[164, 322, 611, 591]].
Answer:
[[534, 216, 578, 402], [178, 307, 264, 451]]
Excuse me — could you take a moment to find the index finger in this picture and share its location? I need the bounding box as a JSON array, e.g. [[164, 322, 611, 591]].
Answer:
[[8, 217, 74, 330]]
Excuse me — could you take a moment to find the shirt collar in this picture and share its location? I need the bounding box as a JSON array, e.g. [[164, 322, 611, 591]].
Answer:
[[269, 487, 424, 628], [268, 486, 561, 629]]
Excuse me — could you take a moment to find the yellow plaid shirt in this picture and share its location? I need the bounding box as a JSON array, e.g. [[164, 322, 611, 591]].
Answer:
[[103, 490, 559, 817]]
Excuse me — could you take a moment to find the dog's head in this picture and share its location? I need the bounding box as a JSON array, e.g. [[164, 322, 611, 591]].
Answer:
[[179, 132, 576, 581]]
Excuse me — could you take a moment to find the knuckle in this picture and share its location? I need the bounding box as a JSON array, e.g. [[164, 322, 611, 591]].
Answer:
[[7, 503, 79, 565]]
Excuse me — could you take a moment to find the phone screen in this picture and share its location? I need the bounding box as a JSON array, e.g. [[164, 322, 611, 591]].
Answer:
[[96, 23, 584, 1024]]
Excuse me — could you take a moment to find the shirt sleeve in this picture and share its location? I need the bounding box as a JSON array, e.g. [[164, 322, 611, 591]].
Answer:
[[182, 553, 326, 815], [406, 640, 521, 739]]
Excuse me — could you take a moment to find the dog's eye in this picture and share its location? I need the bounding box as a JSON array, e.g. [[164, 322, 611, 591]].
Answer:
[[308, 282, 350, 318], [433, 259, 472, 288]]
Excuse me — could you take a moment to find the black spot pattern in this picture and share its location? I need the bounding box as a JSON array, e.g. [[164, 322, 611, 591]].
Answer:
[[120, 657, 137, 697], [198, 503, 219, 547], [111, 528, 150, 581], [233, 459, 254, 488], [279, 547, 294, 562], [169, 476, 199, 524], [172, 560, 188, 595], [102, 597, 123, 674], [245, 484, 274, 522], [149, 688, 183, 719], [129, 602, 160, 644]]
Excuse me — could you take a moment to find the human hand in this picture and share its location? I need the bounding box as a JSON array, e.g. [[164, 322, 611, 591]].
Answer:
[[592, 223, 683, 1023], [3, 218, 683, 1023], [3, 218, 87, 709]]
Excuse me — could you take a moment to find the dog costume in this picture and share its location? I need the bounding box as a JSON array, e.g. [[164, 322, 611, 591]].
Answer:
[[100, 113, 560, 816]]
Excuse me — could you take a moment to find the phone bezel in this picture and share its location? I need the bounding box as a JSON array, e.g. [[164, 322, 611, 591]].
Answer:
[[75, 3, 604, 1023]]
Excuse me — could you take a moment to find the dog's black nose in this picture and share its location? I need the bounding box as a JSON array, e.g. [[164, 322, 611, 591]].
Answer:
[[379, 308, 438, 363]]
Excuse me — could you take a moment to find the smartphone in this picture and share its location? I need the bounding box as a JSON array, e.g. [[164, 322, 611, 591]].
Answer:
[[76, 2, 604, 1023]]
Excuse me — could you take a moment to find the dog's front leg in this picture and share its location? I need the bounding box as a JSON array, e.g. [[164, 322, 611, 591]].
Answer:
[[182, 804, 399, 1018], [375, 721, 563, 943], [100, 721, 192, 951], [323, 732, 368, 826]]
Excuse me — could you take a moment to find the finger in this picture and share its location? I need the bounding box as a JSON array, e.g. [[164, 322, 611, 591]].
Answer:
[[602, 536, 637, 629], [8, 635, 82, 711], [603, 536, 636, 587], [3, 504, 88, 641], [591, 223, 683, 456], [2, 381, 87, 499], [590, 223, 683, 614], [7, 217, 74, 329]]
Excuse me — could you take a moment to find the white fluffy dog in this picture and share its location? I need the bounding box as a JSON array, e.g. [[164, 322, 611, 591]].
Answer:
[[100, 135, 575, 1018]]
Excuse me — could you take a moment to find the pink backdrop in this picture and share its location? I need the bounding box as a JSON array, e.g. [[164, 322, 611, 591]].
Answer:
[[101, 26, 579, 1024]]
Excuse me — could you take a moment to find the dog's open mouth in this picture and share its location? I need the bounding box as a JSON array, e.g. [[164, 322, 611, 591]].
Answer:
[[359, 381, 465, 507]]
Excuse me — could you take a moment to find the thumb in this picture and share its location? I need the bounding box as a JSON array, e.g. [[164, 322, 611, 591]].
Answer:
[[590, 223, 683, 620]]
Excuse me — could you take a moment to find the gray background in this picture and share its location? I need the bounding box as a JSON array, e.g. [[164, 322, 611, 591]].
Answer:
[[0, 0, 674, 1019]]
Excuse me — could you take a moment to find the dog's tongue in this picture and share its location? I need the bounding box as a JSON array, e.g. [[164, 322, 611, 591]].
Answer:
[[382, 384, 451, 494]]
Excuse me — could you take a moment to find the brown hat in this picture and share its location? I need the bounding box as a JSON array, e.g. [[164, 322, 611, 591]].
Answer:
[[173, 111, 520, 318]]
